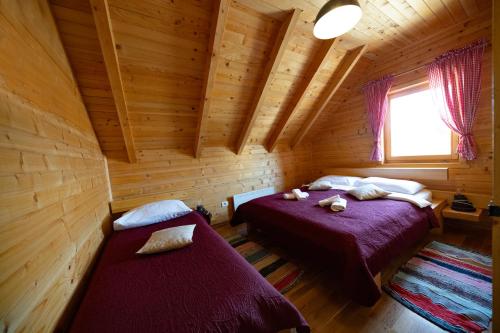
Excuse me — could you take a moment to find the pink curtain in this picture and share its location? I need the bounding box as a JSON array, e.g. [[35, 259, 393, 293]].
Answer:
[[428, 39, 487, 160], [362, 75, 394, 161]]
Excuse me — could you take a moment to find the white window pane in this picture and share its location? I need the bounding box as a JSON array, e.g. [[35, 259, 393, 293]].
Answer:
[[389, 89, 451, 157]]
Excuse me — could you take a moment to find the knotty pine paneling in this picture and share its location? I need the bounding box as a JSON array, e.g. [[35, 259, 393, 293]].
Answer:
[[108, 144, 313, 221], [207, 2, 281, 148], [108, 0, 211, 152], [50, 0, 490, 158], [308, 10, 492, 196], [51, 0, 317, 219], [52, 0, 490, 157], [49, 0, 492, 214], [0, 0, 493, 331], [50, 0, 128, 161], [0, 1, 111, 331]]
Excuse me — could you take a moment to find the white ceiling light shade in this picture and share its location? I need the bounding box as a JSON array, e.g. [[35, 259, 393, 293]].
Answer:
[[313, 0, 362, 39]]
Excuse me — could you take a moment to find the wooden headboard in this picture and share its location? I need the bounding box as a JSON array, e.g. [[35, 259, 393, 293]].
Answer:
[[322, 167, 448, 181]]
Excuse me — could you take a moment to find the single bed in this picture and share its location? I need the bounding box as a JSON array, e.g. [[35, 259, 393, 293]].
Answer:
[[231, 189, 438, 306], [70, 211, 309, 333]]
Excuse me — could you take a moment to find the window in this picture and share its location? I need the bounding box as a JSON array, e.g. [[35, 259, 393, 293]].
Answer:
[[384, 83, 457, 162]]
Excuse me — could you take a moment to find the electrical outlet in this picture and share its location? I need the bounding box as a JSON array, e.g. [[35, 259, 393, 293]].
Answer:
[[221, 201, 229, 208]]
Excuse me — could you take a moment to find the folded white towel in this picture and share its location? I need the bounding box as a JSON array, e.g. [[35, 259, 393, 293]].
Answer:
[[318, 195, 340, 207], [384, 192, 431, 208], [283, 193, 295, 200], [292, 188, 309, 200], [331, 197, 347, 212]]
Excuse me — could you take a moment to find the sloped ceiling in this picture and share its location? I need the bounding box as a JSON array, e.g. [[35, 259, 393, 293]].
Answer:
[[49, 0, 489, 162]]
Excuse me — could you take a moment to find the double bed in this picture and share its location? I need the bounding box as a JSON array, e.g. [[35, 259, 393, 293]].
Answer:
[[231, 188, 438, 306], [70, 211, 309, 332]]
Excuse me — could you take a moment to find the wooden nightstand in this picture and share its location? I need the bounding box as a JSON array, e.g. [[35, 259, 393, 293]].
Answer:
[[442, 206, 490, 223]]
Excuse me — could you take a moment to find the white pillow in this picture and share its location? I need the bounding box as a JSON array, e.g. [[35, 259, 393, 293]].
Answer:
[[308, 180, 333, 191], [330, 184, 355, 191], [314, 175, 362, 186], [356, 177, 425, 195], [348, 184, 391, 200], [137, 224, 196, 254], [113, 200, 192, 231], [414, 189, 432, 202]]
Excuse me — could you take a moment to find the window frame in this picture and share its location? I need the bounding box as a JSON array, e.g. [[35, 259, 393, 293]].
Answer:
[[384, 82, 459, 163]]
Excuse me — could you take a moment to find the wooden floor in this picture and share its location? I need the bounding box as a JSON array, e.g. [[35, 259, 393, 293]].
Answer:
[[215, 222, 492, 333]]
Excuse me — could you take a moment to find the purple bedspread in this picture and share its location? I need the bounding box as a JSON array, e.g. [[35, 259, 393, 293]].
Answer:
[[70, 212, 309, 333], [231, 189, 438, 306]]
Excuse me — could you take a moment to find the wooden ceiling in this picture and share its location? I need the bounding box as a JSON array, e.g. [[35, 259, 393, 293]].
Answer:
[[49, 0, 489, 163]]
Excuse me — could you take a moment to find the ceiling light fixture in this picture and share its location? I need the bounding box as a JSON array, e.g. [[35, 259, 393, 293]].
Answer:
[[313, 0, 362, 39]]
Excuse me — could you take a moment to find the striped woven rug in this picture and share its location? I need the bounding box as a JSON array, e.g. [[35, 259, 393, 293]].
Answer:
[[383, 241, 492, 333], [226, 235, 304, 294]]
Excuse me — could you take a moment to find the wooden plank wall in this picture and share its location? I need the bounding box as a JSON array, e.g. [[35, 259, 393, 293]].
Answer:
[[0, 1, 111, 332], [493, 1, 499, 330], [308, 10, 493, 197], [108, 144, 312, 220], [49, 0, 493, 219], [53, 1, 492, 218], [105, 0, 209, 154], [50, 0, 128, 161], [104, 0, 315, 218], [0, 0, 493, 331], [49, 0, 316, 219]]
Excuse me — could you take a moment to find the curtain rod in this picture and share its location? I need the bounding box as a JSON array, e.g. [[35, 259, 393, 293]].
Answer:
[[360, 63, 429, 91], [392, 63, 428, 78], [392, 41, 491, 79], [361, 40, 491, 91]]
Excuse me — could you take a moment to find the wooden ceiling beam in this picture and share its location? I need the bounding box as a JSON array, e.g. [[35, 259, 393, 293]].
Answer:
[[235, 8, 301, 155], [266, 37, 340, 153], [291, 44, 367, 149], [194, 0, 229, 158], [90, 0, 137, 163]]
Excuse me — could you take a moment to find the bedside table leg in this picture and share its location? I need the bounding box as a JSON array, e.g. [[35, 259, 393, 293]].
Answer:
[[431, 201, 446, 235], [431, 213, 444, 235], [374, 272, 382, 292]]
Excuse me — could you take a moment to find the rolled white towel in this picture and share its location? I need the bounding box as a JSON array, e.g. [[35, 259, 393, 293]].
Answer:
[[318, 195, 340, 207], [292, 188, 309, 200], [283, 193, 295, 200], [296, 192, 309, 200], [331, 197, 347, 212]]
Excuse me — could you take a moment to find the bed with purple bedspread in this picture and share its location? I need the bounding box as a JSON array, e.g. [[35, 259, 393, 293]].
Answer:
[[70, 211, 309, 333], [231, 189, 438, 306]]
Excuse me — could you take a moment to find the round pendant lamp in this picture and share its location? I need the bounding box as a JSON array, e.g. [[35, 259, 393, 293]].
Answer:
[[313, 0, 362, 39]]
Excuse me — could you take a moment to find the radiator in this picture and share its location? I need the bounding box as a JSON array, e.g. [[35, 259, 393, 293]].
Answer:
[[233, 187, 276, 211]]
